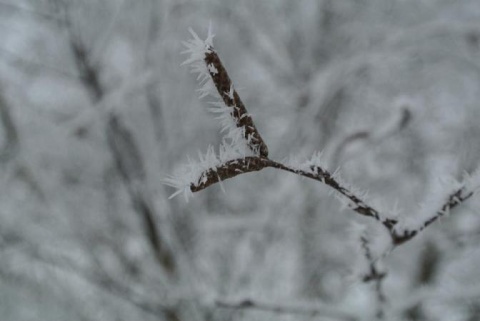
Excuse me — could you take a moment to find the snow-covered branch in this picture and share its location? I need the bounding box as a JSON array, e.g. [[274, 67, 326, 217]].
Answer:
[[171, 26, 480, 250], [391, 184, 477, 245], [182, 27, 268, 157]]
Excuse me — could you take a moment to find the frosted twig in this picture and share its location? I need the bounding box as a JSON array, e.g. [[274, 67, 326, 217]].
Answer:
[[273, 162, 398, 230], [190, 157, 269, 192], [182, 27, 268, 157], [172, 27, 480, 250], [173, 155, 398, 231], [391, 186, 475, 245], [171, 150, 478, 247]]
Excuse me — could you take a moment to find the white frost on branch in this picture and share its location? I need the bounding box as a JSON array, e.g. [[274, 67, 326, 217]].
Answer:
[[163, 141, 253, 201], [166, 25, 263, 200], [181, 26, 214, 67], [181, 26, 218, 100], [181, 26, 215, 99], [207, 101, 250, 149], [285, 152, 327, 175], [181, 26, 258, 154], [462, 167, 480, 196], [392, 169, 480, 237]]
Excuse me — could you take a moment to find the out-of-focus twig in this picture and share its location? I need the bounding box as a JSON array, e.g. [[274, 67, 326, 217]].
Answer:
[[331, 107, 411, 166], [360, 236, 387, 319], [0, 1, 63, 22], [0, 47, 78, 79], [64, 12, 177, 278], [215, 298, 357, 321], [107, 115, 177, 276], [0, 237, 173, 318], [0, 92, 19, 163]]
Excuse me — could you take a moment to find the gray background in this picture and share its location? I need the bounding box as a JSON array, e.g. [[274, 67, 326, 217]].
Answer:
[[0, 1, 480, 320]]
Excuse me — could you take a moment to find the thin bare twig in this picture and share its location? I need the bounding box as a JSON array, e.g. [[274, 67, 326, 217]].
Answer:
[[360, 236, 387, 319]]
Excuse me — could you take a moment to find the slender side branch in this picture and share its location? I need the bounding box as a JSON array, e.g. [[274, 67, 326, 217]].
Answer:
[[203, 48, 268, 157], [360, 236, 387, 319], [360, 237, 387, 283], [189, 157, 397, 231], [269, 162, 398, 230], [391, 187, 475, 245], [185, 152, 477, 247]]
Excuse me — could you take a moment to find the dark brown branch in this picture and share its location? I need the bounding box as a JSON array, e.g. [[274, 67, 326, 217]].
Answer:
[[190, 157, 271, 192], [188, 154, 476, 248], [269, 162, 398, 230], [190, 157, 398, 230], [179, 31, 478, 253], [204, 48, 269, 157]]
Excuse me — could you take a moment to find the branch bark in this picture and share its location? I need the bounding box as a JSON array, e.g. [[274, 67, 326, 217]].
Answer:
[[203, 47, 269, 157]]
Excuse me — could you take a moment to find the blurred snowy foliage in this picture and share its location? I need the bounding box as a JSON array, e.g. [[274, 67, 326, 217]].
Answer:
[[0, 0, 480, 320]]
